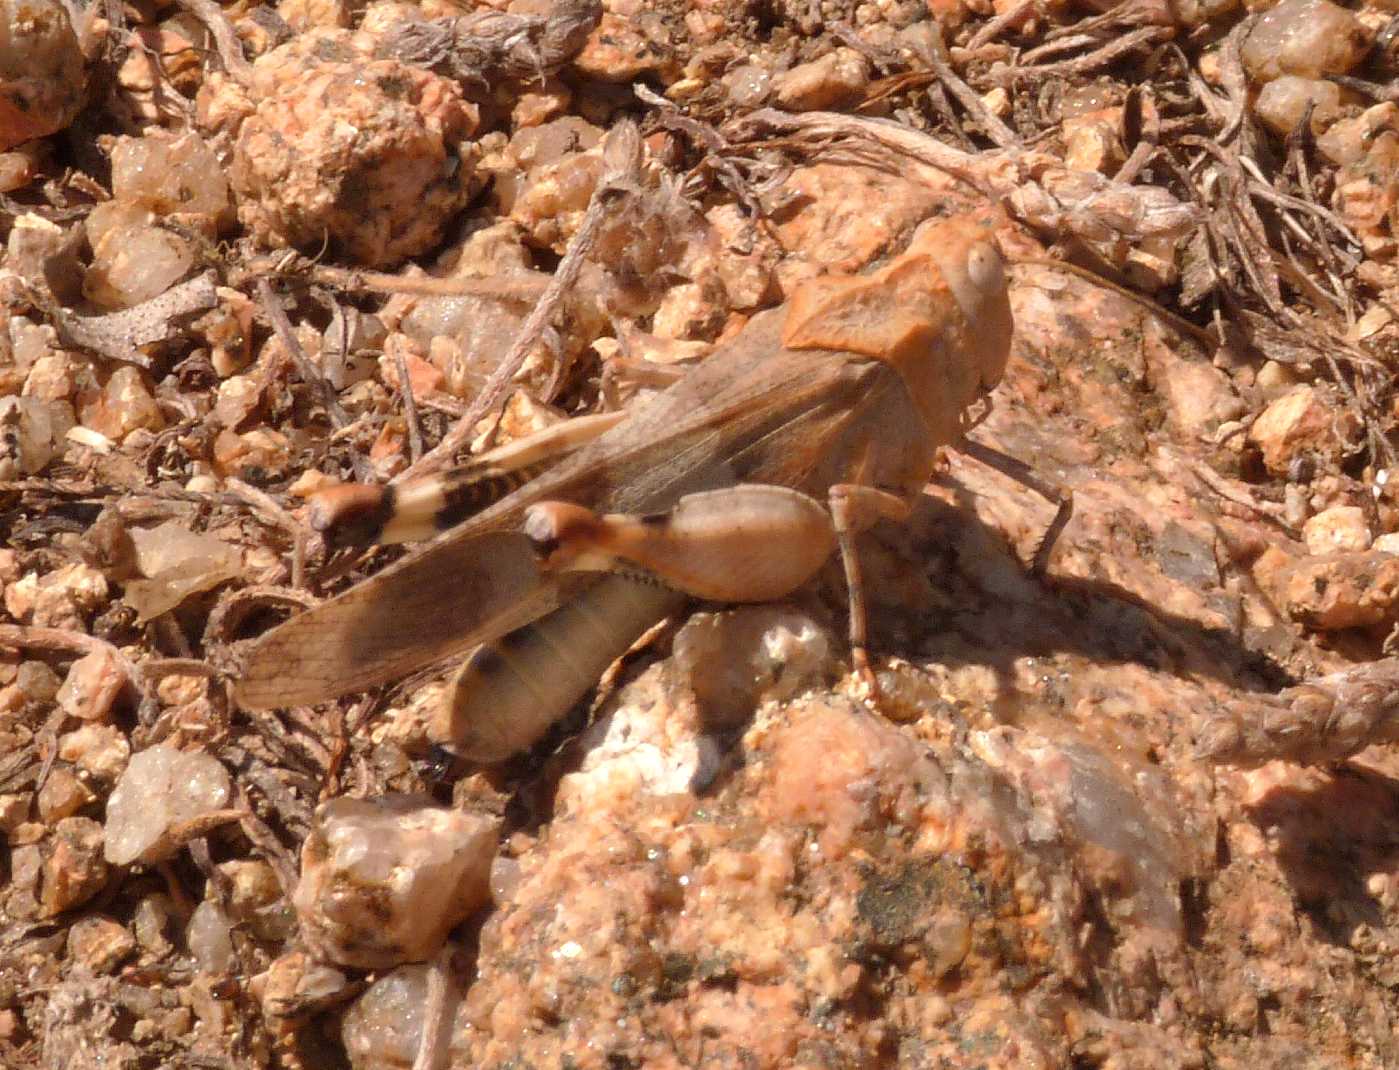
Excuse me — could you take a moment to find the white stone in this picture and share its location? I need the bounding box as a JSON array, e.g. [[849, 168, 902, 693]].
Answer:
[[103, 745, 231, 865], [0, 396, 73, 479], [293, 795, 499, 969], [59, 725, 130, 784], [342, 964, 436, 1069], [187, 900, 234, 974], [123, 521, 242, 622], [1372, 532, 1399, 555], [1303, 506, 1370, 555]]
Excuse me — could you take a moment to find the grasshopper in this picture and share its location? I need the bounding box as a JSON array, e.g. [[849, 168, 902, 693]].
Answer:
[[236, 211, 1033, 762]]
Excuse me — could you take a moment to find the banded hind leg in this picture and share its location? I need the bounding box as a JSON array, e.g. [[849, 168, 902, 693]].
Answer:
[[436, 576, 684, 762], [443, 481, 915, 764], [525, 482, 912, 700], [438, 484, 839, 762], [307, 410, 626, 549]]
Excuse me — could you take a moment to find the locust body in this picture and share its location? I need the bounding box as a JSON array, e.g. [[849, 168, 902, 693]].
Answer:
[[236, 213, 1014, 760]]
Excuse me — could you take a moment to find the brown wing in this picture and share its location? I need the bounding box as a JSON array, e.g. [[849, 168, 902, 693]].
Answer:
[[235, 310, 894, 709]]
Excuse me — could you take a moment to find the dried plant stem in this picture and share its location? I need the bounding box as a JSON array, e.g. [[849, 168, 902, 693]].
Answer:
[[1004, 26, 1169, 81], [225, 477, 315, 588], [254, 279, 351, 431], [296, 263, 549, 303], [175, 0, 254, 83], [394, 349, 426, 464], [966, 0, 1035, 50], [397, 120, 642, 483], [412, 943, 458, 1070], [923, 25, 1020, 149]]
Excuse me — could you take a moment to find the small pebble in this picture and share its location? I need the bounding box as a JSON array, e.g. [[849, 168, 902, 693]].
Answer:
[[103, 744, 232, 865], [293, 795, 500, 968]]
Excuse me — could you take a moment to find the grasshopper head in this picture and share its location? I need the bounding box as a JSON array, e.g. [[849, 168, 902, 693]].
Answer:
[[921, 217, 1013, 392]]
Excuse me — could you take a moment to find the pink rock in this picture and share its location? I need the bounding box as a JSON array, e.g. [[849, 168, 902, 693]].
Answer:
[[1247, 385, 1336, 476], [76, 367, 164, 441], [36, 767, 95, 823], [1270, 551, 1399, 630], [67, 914, 136, 974], [773, 49, 871, 112], [41, 817, 109, 916], [56, 647, 125, 722], [216, 41, 480, 267]]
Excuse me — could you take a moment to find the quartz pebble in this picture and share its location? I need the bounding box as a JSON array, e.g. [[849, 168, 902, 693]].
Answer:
[[1318, 104, 1398, 167], [16, 660, 61, 703], [293, 795, 500, 968], [103, 744, 232, 866], [6, 212, 79, 300], [75, 367, 163, 439], [672, 607, 835, 729], [37, 766, 95, 823], [0, 794, 27, 837], [186, 900, 235, 974], [1062, 109, 1124, 175], [1373, 532, 1399, 555], [505, 149, 604, 253], [0, 0, 86, 151], [722, 63, 772, 108], [0, 143, 41, 191], [109, 131, 230, 231], [1333, 131, 1399, 256], [1171, 0, 1239, 25], [24, 352, 80, 401], [219, 858, 293, 941], [1303, 506, 1370, 555], [211, 426, 293, 479], [342, 964, 452, 1069], [1254, 359, 1299, 394], [1252, 76, 1342, 138], [123, 521, 242, 622], [1247, 385, 1336, 476], [0, 396, 74, 478], [58, 724, 130, 783], [1240, 0, 1369, 83], [133, 893, 177, 957], [83, 218, 197, 310], [773, 48, 871, 111], [5, 563, 107, 630], [67, 914, 137, 974]]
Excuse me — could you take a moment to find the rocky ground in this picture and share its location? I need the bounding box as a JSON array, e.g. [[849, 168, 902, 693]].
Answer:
[[4, 0, 1399, 1067]]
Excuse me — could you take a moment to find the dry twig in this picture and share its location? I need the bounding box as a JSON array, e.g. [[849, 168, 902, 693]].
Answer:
[[397, 118, 644, 482], [51, 271, 219, 368], [1200, 660, 1399, 767], [174, 0, 254, 83]]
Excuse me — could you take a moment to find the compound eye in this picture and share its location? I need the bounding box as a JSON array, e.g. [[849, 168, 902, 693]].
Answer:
[[964, 241, 1005, 294]]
